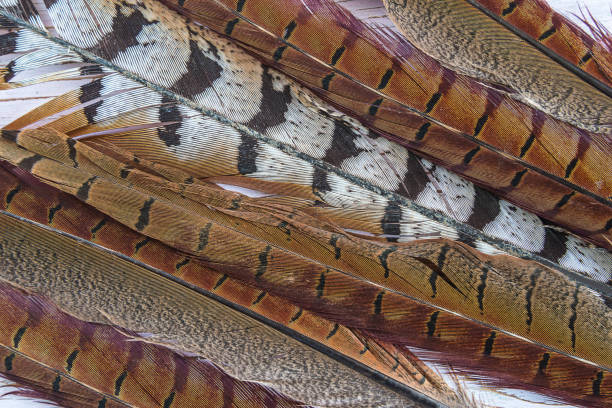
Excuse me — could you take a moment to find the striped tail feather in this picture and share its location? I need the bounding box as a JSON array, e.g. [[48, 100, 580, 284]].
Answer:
[[156, 0, 612, 250], [0, 0, 610, 406]]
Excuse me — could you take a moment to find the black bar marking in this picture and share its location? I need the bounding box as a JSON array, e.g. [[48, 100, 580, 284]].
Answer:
[[197, 223, 212, 252], [329, 235, 341, 259], [538, 26, 556, 41], [525, 269, 541, 330], [17, 154, 43, 172], [98, 398, 107, 408], [237, 134, 258, 175], [178, 0, 185, 5], [225, 18, 239, 36], [66, 350, 79, 373], [135, 197, 155, 231], [289, 308, 303, 322], [213, 274, 228, 290], [462, 146, 480, 165], [316, 271, 326, 298], [255, 245, 271, 278], [564, 158, 578, 178], [374, 291, 384, 315], [426, 311, 439, 337], [52, 375, 61, 392], [252, 291, 266, 305], [273, 46, 287, 61], [4, 353, 14, 371], [568, 284, 580, 350], [5, 185, 20, 206], [359, 344, 369, 354], [48, 203, 62, 224], [382, 201, 401, 243], [501, 1, 517, 15], [579, 52, 592, 65], [368, 98, 383, 116], [321, 72, 335, 90], [164, 391, 176, 408], [114, 370, 128, 396], [13, 327, 26, 348], [134, 237, 150, 253], [283, 20, 297, 40], [593, 371, 603, 396], [606, 218, 612, 231], [377, 68, 394, 89], [476, 267, 488, 313], [76, 176, 98, 201], [67, 138, 78, 167], [326, 323, 339, 339], [554, 191, 575, 209], [330, 45, 345, 65], [483, 331, 496, 355], [424, 92, 441, 113], [236, 0, 246, 12], [91, 219, 106, 236], [175, 258, 190, 270], [1, 129, 18, 142], [510, 169, 528, 187], [538, 352, 550, 373], [415, 123, 430, 141], [119, 167, 131, 179], [519, 133, 536, 157], [379, 246, 397, 278], [473, 114, 489, 136]]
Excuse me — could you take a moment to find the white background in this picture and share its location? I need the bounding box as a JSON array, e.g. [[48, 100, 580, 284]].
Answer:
[[0, 0, 610, 407]]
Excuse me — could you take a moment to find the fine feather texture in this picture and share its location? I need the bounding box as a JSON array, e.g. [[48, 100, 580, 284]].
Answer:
[[0, 0, 610, 407], [158, 0, 612, 251]]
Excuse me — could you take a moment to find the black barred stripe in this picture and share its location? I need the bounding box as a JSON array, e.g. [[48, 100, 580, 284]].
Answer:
[[65, 350, 79, 373], [283, 20, 297, 40], [76, 176, 98, 201], [462, 146, 480, 165], [605, 218, 612, 231], [538, 353, 550, 373], [568, 285, 580, 350], [175, 258, 190, 270], [225, 18, 239, 36], [135, 197, 155, 231], [525, 269, 541, 330], [316, 271, 326, 298], [1, 129, 18, 142], [52, 375, 61, 392], [134, 237, 151, 253], [255, 245, 271, 278], [330, 46, 345, 65], [359, 344, 369, 354], [426, 311, 439, 337], [236, 0, 246, 12], [483, 331, 496, 355], [48, 203, 62, 224], [476, 267, 488, 313], [4, 353, 14, 371], [289, 308, 303, 322], [329, 235, 341, 259], [114, 370, 128, 396], [415, 123, 430, 141], [379, 246, 397, 278], [579, 52, 592, 65], [163, 391, 176, 408], [593, 371, 604, 396], [213, 274, 228, 290], [368, 98, 383, 116], [17, 154, 43, 172], [322, 72, 335, 90], [554, 191, 575, 209], [501, 1, 517, 15], [172, 39, 222, 99], [377, 69, 394, 89], [564, 158, 578, 178], [197, 223, 212, 252], [5, 185, 20, 206], [13, 327, 26, 348], [424, 93, 441, 113], [252, 291, 266, 305], [273, 46, 287, 61], [326, 323, 339, 339], [382, 201, 401, 243], [473, 113, 489, 136], [120, 167, 131, 179], [237, 134, 258, 175], [374, 291, 384, 314], [519, 133, 536, 158], [538, 26, 556, 41], [66, 138, 78, 167], [510, 169, 527, 187], [91, 219, 106, 236]]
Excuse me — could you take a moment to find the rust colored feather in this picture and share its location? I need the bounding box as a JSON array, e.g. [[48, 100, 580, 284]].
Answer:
[[158, 0, 612, 249]]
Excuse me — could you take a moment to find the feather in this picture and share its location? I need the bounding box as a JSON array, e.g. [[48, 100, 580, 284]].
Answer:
[[156, 0, 612, 250]]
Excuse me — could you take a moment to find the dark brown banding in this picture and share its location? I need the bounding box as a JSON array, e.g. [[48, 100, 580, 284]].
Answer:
[[378, 246, 397, 278], [326, 323, 339, 339], [13, 327, 26, 348], [17, 154, 43, 172], [134, 237, 151, 253], [255, 245, 271, 278], [98, 398, 107, 408], [519, 133, 536, 158], [135, 197, 155, 231], [90, 219, 106, 236], [568, 285, 580, 350], [236, 0, 246, 12], [4, 353, 14, 371], [538, 26, 556, 41], [65, 349, 79, 373], [175, 258, 190, 270], [76, 176, 98, 201], [225, 18, 239, 36], [213, 274, 228, 290], [510, 169, 528, 187], [1, 129, 18, 142], [426, 311, 439, 337], [381, 201, 401, 243], [52, 375, 61, 392], [579, 52, 592, 65], [415, 123, 430, 141], [424, 93, 441, 113], [377, 68, 394, 90], [330, 45, 345, 65], [197, 223, 212, 252], [554, 191, 575, 209], [538, 353, 550, 373], [462, 146, 480, 165], [114, 370, 127, 396], [473, 113, 489, 136], [476, 267, 488, 313], [329, 235, 341, 259], [501, 1, 517, 15], [359, 344, 369, 354], [289, 308, 303, 322], [593, 371, 604, 396], [368, 98, 383, 116], [564, 158, 578, 179], [321, 72, 335, 90], [163, 391, 175, 408], [273, 45, 287, 61], [525, 269, 541, 330], [282, 20, 297, 40], [316, 271, 326, 298], [48, 203, 62, 224], [374, 291, 384, 314], [252, 291, 266, 305], [5, 185, 20, 206]]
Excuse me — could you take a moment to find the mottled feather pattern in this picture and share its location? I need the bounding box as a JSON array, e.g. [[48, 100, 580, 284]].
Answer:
[[0, 0, 610, 407]]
